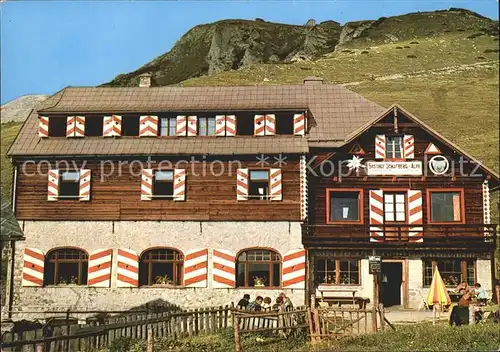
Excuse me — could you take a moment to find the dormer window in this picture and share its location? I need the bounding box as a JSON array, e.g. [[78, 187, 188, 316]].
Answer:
[[122, 116, 140, 136], [159, 117, 177, 136], [386, 136, 403, 159], [48, 117, 66, 137], [85, 117, 104, 136]]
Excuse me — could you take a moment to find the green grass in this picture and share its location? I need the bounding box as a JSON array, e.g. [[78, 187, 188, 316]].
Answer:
[[100, 323, 500, 352]]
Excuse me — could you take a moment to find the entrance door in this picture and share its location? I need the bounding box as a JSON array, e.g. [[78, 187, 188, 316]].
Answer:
[[381, 262, 403, 307]]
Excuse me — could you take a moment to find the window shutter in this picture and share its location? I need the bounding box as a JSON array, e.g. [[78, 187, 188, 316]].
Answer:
[[88, 249, 113, 287], [236, 168, 249, 200], [282, 249, 306, 289], [141, 169, 153, 201], [139, 115, 158, 137], [176, 115, 187, 136], [215, 115, 226, 136], [173, 169, 186, 201], [483, 180, 491, 225], [404, 135, 415, 159], [225, 115, 236, 136], [212, 249, 236, 288], [66, 116, 76, 137], [369, 190, 384, 242], [22, 248, 44, 287], [293, 113, 305, 136], [254, 115, 265, 136], [265, 114, 276, 135], [184, 249, 208, 288], [116, 248, 139, 288], [47, 169, 59, 201], [408, 190, 423, 242], [39, 116, 49, 138], [187, 116, 197, 136], [103, 115, 121, 137], [79, 169, 91, 202], [113, 115, 122, 136], [375, 135, 386, 159], [270, 168, 282, 201], [74, 116, 85, 137]]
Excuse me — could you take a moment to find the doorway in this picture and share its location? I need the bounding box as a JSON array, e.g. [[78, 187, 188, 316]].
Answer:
[[381, 262, 403, 307]]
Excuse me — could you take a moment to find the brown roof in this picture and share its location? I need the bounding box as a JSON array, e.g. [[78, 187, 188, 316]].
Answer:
[[9, 82, 384, 157], [9, 110, 309, 157]]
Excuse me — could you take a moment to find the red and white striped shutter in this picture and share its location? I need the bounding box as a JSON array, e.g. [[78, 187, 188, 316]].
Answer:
[[265, 114, 276, 135], [47, 169, 59, 201], [79, 169, 91, 202], [226, 115, 236, 136], [375, 135, 386, 159], [88, 249, 113, 287], [184, 249, 208, 288], [407, 190, 423, 242], [282, 249, 306, 289], [74, 116, 85, 137], [22, 248, 44, 287], [404, 135, 415, 159], [270, 168, 282, 201], [213, 249, 236, 288], [254, 115, 265, 136], [117, 248, 139, 288], [141, 169, 153, 201], [139, 115, 158, 137], [187, 116, 197, 136], [215, 115, 226, 136], [66, 116, 76, 137], [236, 168, 249, 200], [103, 116, 113, 137], [113, 115, 122, 136], [293, 113, 305, 136], [369, 190, 384, 242], [483, 180, 491, 225], [173, 169, 186, 201], [39, 116, 49, 138], [176, 115, 187, 136]]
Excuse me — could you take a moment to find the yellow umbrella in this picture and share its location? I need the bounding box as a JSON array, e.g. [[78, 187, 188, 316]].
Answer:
[[426, 267, 451, 325]]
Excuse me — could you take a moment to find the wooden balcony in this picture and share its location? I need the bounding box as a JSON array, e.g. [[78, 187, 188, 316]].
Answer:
[[302, 223, 497, 249]]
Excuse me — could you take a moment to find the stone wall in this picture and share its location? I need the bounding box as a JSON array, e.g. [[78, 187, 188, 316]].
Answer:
[[9, 220, 305, 319]]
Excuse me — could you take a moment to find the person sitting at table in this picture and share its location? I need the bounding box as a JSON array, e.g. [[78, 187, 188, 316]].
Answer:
[[458, 290, 472, 307], [456, 281, 469, 294], [474, 283, 487, 305]]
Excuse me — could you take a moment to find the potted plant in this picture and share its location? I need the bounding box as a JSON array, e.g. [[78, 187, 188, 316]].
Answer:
[[253, 276, 266, 287], [154, 275, 175, 286]]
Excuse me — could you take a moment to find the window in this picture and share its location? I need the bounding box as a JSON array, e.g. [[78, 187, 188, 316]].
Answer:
[[159, 117, 177, 136], [327, 189, 362, 223], [48, 117, 66, 137], [236, 249, 281, 288], [198, 117, 216, 136], [428, 190, 463, 223], [139, 248, 184, 286], [276, 114, 294, 135], [44, 248, 88, 286], [153, 170, 174, 197], [121, 116, 140, 136], [315, 258, 360, 285], [423, 259, 476, 287], [85, 117, 104, 136], [386, 136, 403, 159], [237, 117, 254, 135], [59, 171, 80, 198], [248, 170, 269, 200], [384, 193, 406, 222]]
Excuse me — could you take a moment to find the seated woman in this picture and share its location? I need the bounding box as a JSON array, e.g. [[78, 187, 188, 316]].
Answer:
[[456, 281, 469, 294], [474, 283, 488, 305]]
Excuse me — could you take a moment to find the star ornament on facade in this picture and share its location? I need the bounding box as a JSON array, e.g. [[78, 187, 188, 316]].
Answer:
[[273, 154, 288, 167], [255, 154, 270, 167], [346, 155, 365, 172]]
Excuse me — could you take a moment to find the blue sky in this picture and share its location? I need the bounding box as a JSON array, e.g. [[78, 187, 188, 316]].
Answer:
[[1, 1, 498, 104]]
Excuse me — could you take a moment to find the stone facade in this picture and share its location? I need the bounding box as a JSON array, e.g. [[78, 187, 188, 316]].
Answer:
[[9, 220, 305, 319]]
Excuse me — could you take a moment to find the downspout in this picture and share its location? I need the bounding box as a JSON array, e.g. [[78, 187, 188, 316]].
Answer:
[[7, 164, 19, 318]]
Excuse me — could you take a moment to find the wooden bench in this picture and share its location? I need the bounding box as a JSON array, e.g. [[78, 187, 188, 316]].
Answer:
[[316, 288, 370, 309]]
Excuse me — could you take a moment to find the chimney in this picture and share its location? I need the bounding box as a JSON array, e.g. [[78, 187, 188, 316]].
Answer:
[[138, 72, 156, 88], [303, 76, 324, 85]]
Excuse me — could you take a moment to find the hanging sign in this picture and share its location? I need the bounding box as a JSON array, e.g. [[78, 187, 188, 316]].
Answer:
[[369, 255, 382, 274], [366, 161, 422, 176]]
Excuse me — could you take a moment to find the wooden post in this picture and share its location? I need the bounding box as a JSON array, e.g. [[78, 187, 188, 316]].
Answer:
[[233, 314, 241, 352], [378, 304, 385, 331], [372, 273, 378, 332], [310, 293, 316, 309], [147, 326, 153, 352]]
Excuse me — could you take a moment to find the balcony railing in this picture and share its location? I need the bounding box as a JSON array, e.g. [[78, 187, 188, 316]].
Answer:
[[302, 223, 497, 247]]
